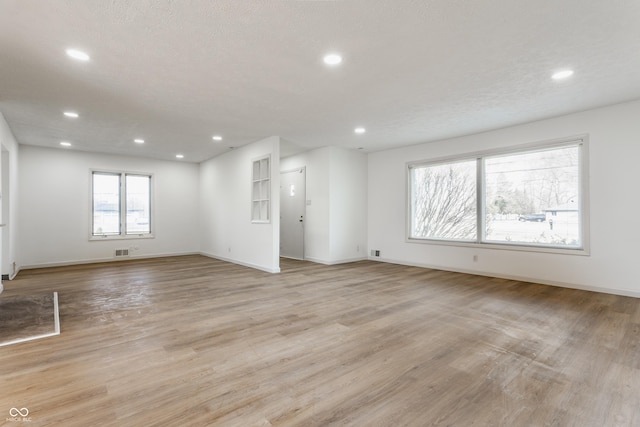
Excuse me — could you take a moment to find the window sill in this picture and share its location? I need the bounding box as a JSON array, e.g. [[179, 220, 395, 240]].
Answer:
[[90, 234, 155, 241], [406, 237, 589, 256]]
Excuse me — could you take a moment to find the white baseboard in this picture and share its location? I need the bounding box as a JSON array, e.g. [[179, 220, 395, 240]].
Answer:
[[2, 263, 21, 281], [20, 251, 200, 271], [200, 252, 280, 273], [304, 256, 368, 265], [368, 256, 640, 299]]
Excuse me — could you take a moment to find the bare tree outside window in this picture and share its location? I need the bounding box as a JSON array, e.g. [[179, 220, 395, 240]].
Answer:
[[410, 160, 477, 240]]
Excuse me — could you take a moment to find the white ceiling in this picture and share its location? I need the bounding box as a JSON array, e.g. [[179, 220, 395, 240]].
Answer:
[[1, 0, 640, 162]]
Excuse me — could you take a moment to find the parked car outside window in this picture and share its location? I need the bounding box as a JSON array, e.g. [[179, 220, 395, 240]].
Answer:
[[518, 213, 546, 222]]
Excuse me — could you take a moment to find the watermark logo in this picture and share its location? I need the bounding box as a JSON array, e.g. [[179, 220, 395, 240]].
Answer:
[[6, 407, 32, 423]]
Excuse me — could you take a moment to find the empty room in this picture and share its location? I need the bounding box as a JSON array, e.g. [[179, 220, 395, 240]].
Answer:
[[1, 1, 640, 426]]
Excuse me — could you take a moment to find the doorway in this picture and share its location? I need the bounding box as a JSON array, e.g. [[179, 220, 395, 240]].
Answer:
[[0, 148, 7, 290], [280, 167, 305, 260]]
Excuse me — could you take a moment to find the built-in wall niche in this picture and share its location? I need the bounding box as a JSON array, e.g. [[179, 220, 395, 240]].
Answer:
[[251, 155, 270, 223]]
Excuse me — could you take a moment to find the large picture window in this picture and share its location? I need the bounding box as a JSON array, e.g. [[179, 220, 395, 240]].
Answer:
[[92, 171, 152, 238], [408, 139, 586, 252]]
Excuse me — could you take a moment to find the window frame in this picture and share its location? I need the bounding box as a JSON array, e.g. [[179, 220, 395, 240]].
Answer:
[[251, 155, 271, 223], [90, 169, 155, 241], [406, 135, 590, 255]]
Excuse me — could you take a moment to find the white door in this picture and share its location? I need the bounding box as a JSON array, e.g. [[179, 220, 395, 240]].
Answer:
[[280, 168, 305, 259]]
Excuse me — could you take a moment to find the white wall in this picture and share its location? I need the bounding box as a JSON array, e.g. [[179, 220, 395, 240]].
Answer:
[[281, 146, 367, 264], [0, 113, 19, 279], [199, 136, 280, 273], [368, 99, 640, 297], [18, 145, 200, 267], [329, 147, 368, 262]]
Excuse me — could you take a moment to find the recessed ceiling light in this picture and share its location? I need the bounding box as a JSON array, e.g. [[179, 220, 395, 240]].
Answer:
[[60, 141, 72, 147], [63, 111, 79, 118], [552, 69, 574, 80], [176, 154, 184, 159], [354, 127, 366, 134], [212, 135, 222, 141], [134, 139, 145, 144], [66, 48, 90, 61], [323, 53, 343, 66]]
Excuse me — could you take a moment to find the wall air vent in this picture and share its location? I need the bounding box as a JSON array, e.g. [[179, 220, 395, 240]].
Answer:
[[115, 249, 130, 257]]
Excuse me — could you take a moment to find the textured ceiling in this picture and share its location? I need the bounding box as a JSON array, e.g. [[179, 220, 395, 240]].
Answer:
[[1, 0, 640, 162]]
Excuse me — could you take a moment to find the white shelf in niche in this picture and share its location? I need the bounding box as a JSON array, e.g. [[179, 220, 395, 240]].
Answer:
[[251, 155, 270, 223]]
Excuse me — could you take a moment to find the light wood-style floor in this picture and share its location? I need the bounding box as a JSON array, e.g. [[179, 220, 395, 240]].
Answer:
[[1, 255, 639, 426]]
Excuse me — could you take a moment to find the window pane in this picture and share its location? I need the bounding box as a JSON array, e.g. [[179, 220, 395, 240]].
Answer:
[[93, 173, 120, 235], [410, 160, 477, 241], [126, 174, 151, 235], [484, 145, 580, 247]]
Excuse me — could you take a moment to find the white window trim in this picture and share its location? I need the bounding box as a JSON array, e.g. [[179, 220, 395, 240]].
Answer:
[[406, 135, 590, 256], [89, 169, 155, 241]]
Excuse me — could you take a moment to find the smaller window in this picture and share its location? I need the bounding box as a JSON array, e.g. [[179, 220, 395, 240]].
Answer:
[[251, 156, 270, 223], [125, 174, 151, 235], [92, 173, 121, 235], [92, 171, 153, 238]]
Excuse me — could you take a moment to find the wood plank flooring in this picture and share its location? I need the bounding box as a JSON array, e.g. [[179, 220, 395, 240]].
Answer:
[[1, 255, 639, 426]]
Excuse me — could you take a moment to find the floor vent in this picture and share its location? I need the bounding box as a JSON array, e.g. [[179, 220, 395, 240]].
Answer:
[[115, 249, 130, 257]]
